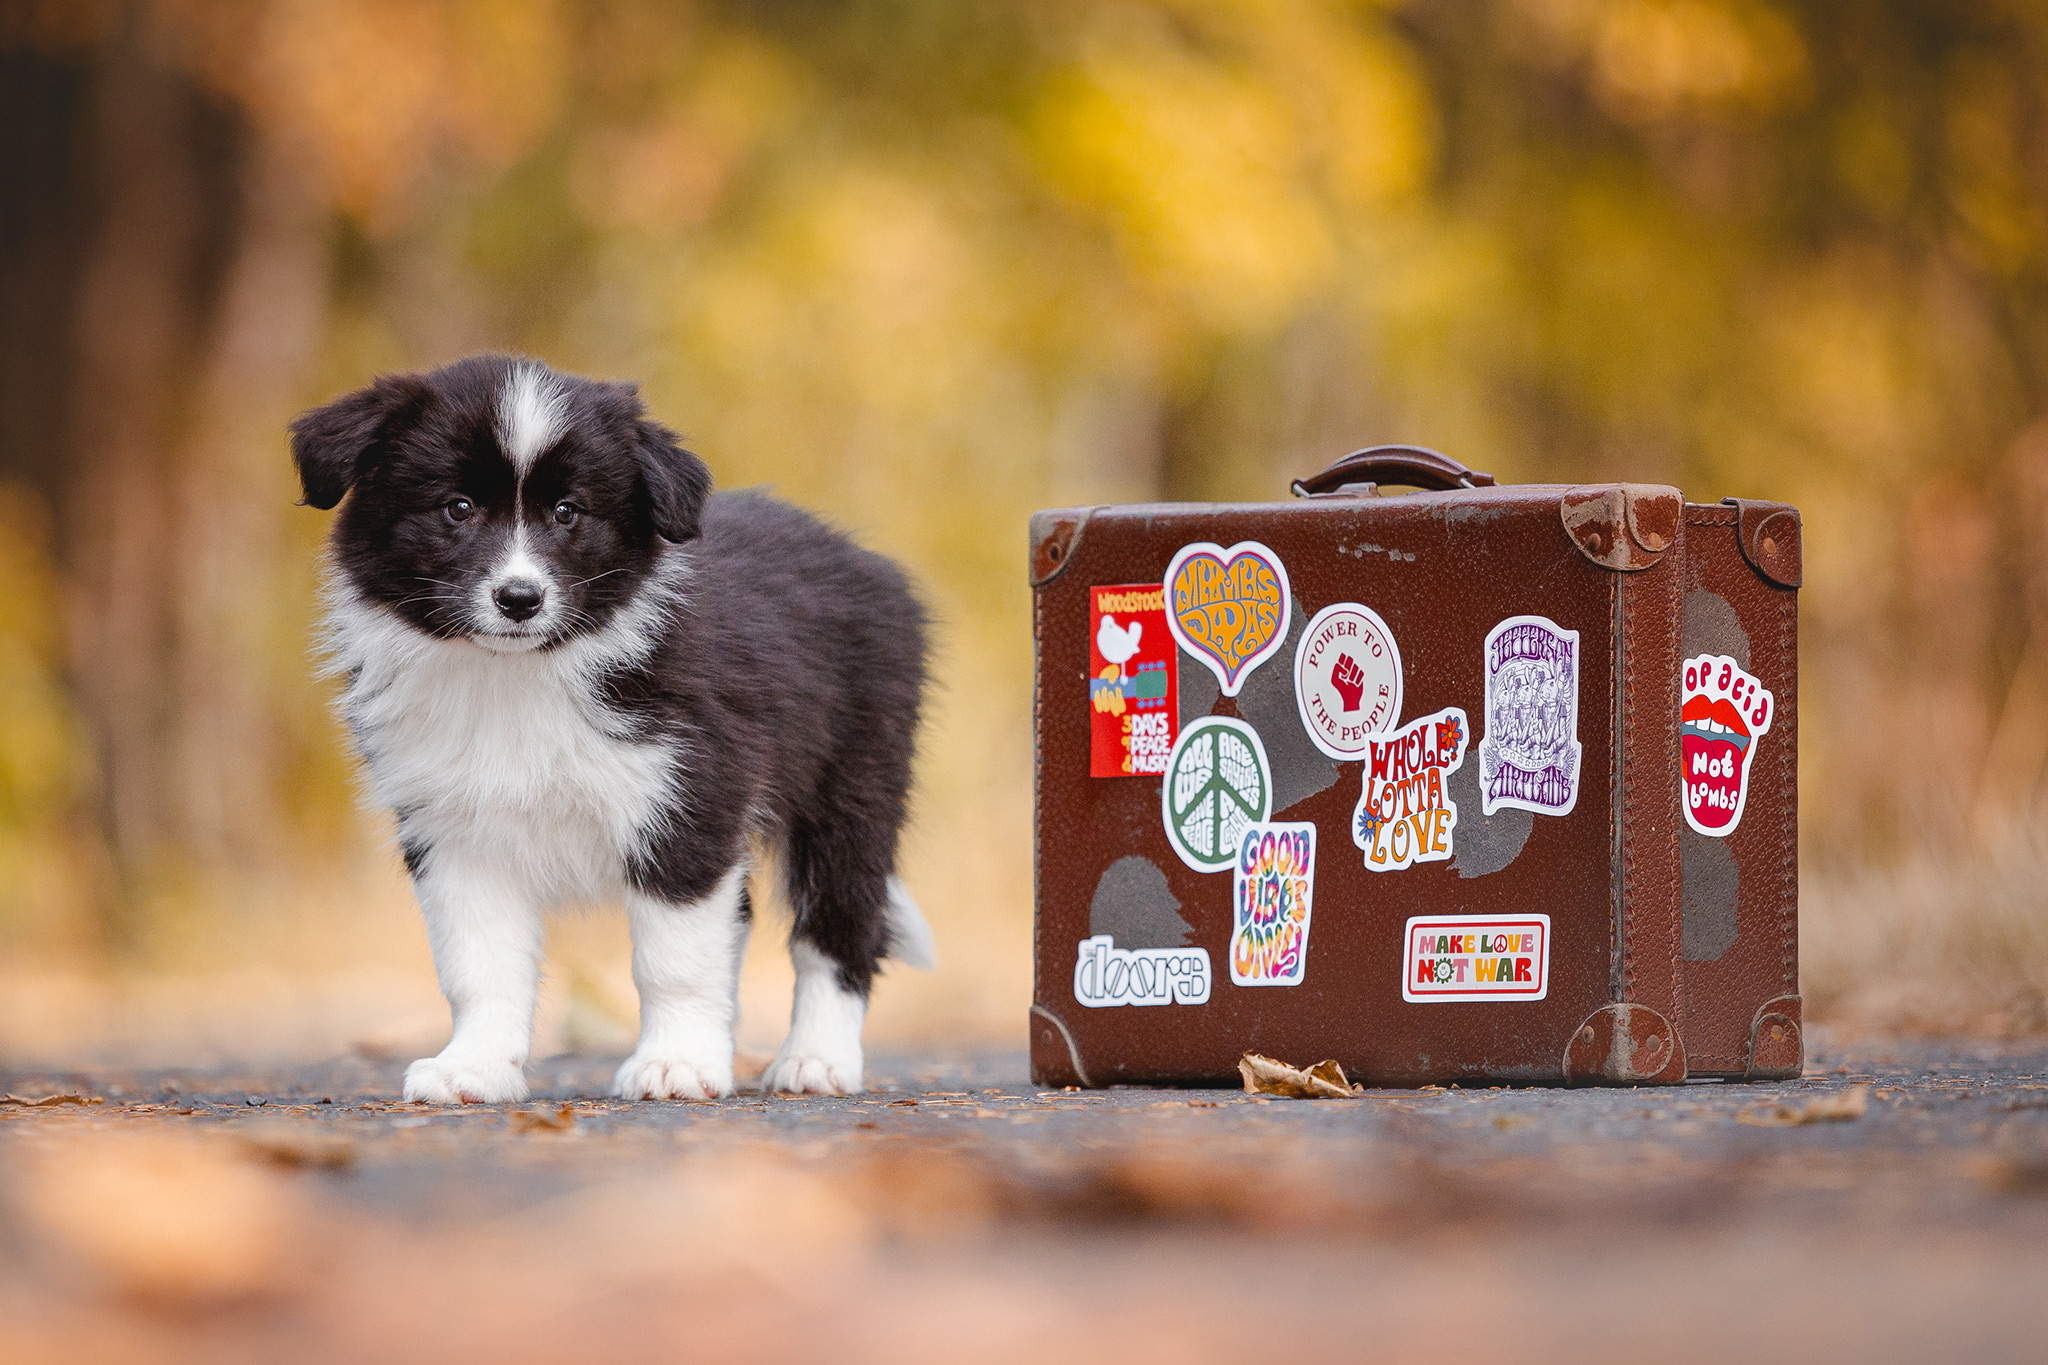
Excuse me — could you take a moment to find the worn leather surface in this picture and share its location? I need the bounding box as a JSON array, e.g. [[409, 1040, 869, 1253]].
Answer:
[[1677, 503, 1801, 1075], [1030, 484, 1798, 1087]]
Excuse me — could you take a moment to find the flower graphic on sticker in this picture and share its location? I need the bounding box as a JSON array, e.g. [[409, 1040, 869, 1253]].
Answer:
[[1681, 654, 1774, 837], [1161, 715, 1272, 873], [1164, 541, 1291, 697]]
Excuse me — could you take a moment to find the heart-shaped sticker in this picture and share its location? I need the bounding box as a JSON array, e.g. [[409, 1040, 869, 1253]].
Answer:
[[1164, 541, 1291, 697]]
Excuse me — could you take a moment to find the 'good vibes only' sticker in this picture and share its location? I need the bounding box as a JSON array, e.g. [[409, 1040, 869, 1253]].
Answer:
[[1681, 653, 1774, 837]]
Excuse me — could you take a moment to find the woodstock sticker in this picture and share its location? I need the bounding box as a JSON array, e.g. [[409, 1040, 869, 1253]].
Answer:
[[1478, 615, 1582, 817], [1164, 540, 1291, 697], [1352, 707, 1470, 872], [1088, 583, 1179, 777], [1230, 821, 1316, 987], [1681, 653, 1775, 837], [1073, 935, 1212, 1008], [1293, 603, 1403, 760]]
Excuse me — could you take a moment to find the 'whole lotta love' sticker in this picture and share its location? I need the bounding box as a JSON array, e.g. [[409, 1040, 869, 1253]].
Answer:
[[1681, 653, 1774, 837], [1164, 541, 1290, 697], [1088, 583, 1179, 777], [1353, 707, 1470, 871], [1230, 821, 1316, 987]]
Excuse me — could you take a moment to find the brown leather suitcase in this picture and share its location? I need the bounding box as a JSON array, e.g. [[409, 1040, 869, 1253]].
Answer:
[[1029, 447, 1802, 1088]]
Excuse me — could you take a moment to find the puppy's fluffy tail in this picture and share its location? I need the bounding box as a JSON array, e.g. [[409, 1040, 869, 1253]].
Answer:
[[885, 876, 938, 971]]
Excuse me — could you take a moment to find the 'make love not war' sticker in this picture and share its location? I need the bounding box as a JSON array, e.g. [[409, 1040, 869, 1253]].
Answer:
[[1402, 914, 1550, 1003], [1162, 715, 1272, 873], [1353, 707, 1470, 872], [1681, 653, 1775, 837], [1230, 821, 1316, 988], [1165, 541, 1290, 697], [1293, 603, 1403, 761]]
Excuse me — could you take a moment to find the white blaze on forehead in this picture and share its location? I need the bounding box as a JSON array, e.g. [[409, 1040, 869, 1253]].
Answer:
[[497, 364, 568, 474]]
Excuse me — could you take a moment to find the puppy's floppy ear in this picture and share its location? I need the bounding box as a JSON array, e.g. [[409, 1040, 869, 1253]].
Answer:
[[634, 417, 711, 543], [289, 374, 430, 510]]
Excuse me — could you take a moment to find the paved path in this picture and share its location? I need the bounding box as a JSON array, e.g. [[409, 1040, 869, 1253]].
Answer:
[[4, 1030, 2046, 1362]]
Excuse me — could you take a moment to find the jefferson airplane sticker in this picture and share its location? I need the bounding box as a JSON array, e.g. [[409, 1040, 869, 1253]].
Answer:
[[1164, 541, 1291, 697], [1402, 914, 1550, 1003], [1293, 603, 1403, 761], [1681, 653, 1775, 837], [1353, 707, 1470, 871], [1478, 615, 1582, 817]]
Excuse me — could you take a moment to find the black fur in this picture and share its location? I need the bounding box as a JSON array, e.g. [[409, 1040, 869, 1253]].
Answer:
[[293, 355, 926, 995]]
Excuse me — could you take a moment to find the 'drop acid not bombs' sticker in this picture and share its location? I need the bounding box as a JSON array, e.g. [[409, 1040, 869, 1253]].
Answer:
[[1230, 821, 1316, 988], [1681, 654, 1775, 837], [1088, 583, 1179, 778], [1161, 715, 1272, 873], [1164, 541, 1290, 697], [1353, 707, 1470, 872]]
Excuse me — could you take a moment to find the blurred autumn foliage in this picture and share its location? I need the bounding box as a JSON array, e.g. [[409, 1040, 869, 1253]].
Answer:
[[3, 0, 2048, 1051]]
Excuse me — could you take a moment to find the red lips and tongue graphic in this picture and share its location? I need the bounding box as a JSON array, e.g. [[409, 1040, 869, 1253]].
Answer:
[[1680, 695, 1750, 833], [1679, 653, 1775, 837]]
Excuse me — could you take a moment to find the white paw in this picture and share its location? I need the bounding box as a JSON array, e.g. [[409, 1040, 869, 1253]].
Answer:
[[403, 1053, 528, 1104], [612, 1051, 733, 1101], [761, 1051, 864, 1095]]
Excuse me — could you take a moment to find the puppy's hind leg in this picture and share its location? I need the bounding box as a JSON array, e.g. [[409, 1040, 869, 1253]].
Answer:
[[762, 821, 892, 1096], [612, 865, 750, 1101]]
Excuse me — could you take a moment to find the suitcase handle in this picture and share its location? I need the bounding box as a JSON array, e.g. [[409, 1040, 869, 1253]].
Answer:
[[1290, 445, 1497, 497]]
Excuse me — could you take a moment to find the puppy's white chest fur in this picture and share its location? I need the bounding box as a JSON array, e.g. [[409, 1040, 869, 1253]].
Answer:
[[327, 587, 675, 901]]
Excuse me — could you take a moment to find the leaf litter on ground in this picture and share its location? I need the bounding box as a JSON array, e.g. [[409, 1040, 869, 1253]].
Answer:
[[1238, 1053, 1364, 1099], [1736, 1086, 1872, 1127]]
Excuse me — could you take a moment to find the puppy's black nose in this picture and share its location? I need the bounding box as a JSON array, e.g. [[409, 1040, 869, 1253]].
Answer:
[[493, 579, 545, 622]]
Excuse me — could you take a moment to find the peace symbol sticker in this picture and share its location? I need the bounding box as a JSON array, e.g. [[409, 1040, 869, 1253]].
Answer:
[[1161, 715, 1273, 873]]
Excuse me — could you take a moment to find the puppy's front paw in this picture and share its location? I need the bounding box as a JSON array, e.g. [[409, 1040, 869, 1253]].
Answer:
[[761, 1052, 864, 1096], [403, 1053, 528, 1104], [612, 1052, 733, 1101]]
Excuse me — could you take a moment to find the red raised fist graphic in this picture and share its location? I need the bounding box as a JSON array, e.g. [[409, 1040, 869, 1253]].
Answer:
[[1331, 653, 1365, 712]]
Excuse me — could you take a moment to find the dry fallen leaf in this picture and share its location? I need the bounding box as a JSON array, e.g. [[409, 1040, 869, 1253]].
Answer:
[[509, 1105, 577, 1133], [0, 1092, 103, 1107], [1736, 1085, 1872, 1127], [1238, 1053, 1363, 1099]]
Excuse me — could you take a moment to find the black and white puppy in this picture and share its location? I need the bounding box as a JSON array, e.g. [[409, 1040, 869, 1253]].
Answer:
[[290, 355, 932, 1102]]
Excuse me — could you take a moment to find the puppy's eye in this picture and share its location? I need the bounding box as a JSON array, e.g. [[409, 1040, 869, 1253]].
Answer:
[[552, 500, 579, 526], [445, 497, 475, 524]]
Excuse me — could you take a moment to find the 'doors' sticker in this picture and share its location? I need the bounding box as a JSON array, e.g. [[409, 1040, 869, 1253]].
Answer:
[[1681, 653, 1774, 837], [1089, 583, 1179, 777], [1164, 541, 1290, 697], [1230, 821, 1316, 988], [1402, 914, 1550, 1003], [1293, 603, 1402, 760], [1478, 615, 1582, 817], [1353, 707, 1469, 872], [1073, 935, 1212, 1008], [1162, 715, 1272, 873]]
